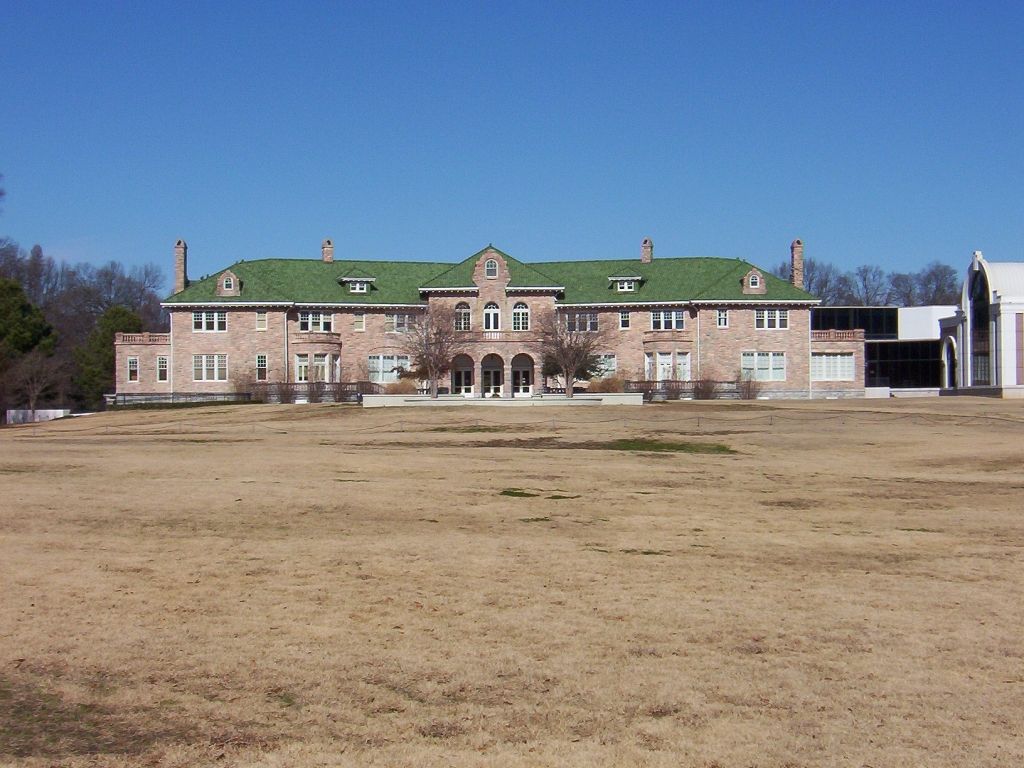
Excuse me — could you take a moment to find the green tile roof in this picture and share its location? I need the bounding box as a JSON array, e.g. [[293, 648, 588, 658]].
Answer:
[[419, 247, 563, 289], [165, 250, 817, 305]]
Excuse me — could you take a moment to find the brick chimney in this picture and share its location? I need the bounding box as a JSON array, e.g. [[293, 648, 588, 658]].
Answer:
[[174, 239, 188, 293], [322, 238, 334, 263], [641, 237, 654, 264], [790, 238, 804, 290]]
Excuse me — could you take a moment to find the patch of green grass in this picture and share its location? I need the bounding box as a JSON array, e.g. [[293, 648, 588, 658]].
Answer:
[[547, 494, 581, 500], [520, 517, 551, 523], [603, 438, 735, 455], [620, 548, 670, 556], [500, 488, 540, 497], [896, 527, 943, 533]]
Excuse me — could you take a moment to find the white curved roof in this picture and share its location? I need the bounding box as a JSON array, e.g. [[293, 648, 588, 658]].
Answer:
[[983, 260, 1024, 300]]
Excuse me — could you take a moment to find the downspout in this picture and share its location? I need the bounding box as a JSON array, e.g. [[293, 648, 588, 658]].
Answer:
[[284, 309, 290, 382], [695, 307, 700, 379], [807, 309, 813, 399], [169, 313, 174, 394]]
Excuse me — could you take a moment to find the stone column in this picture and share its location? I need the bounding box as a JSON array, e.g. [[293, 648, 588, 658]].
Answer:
[[504, 361, 514, 398], [475, 358, 484, 398]]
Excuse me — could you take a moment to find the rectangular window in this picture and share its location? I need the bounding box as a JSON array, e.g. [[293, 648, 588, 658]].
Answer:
[[299, 311, 332, 332], [675, 352, 691, 381], [312, 353, 328, 382], [385, 313, 413, 333], [127, 357, 139, 382], [596, 354, 617, 376], [156, 356, 168, 382], [619, 310, 630, 330], [565, 312, 598, 332], [717, 309, 729, 328], [192, 354, 227, 381], [616, 280, 636, 292], [741, 351, 786, 381], [349, 281, 368, 293], [755, 309, 789, 330], [811, 352, 856, 381], [192, 310, 227, 332], [367, 354, 411, 383], [353, 313, 365, 332], [651, 310, 685, 330], [255, 311, 267, 331], [295, 354, 309, 382], [256, 354, 268, 381]]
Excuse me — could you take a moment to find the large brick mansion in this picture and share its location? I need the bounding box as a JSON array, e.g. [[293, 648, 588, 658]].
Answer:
[[113, 238, 865, 400]]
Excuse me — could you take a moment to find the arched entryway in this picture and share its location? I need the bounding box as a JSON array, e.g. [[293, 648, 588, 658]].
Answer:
[[511, 353, 534, 397], [943, 338, 958, 389], [451, 354, 474, 396], [481, 353, 504, 397]]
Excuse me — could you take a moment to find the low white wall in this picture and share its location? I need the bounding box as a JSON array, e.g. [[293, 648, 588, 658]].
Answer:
[[5, 409, 71, 424], [864, 387, 891, 399], [362, 393, 644, 408]]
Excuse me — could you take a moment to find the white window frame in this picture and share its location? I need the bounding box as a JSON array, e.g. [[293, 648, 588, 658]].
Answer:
[[483, 303, 501, 331], [619, 310, 630, 330], [353, 312, 365, 332], [192, 310, 227, 332], [367, 354, 411, 384], [223, 277, 233, 291], [749, 273, 761, 288], [616, 280, 636, 292], [299, 311, 333, 332], [455, 303, 471, 332], [811, 352, 856, 381], [650, 309, 685, 331], [256, 354, 268, 381], [349, 281, 368, 293], [192, 354, 228, 381], [385, 312, 414, 333], [255, 311, 267, 331], [295, 354, 309, 382], [311, 353, 328, 382], [741, 351, 786, 382], [512, 302, 530, 331], [565, 311, 598, 332], [156, 356, 168, 382], [755, 309, 789, 330], [484, 259, 498, 278], [596, 354, 617, 377], [127, 357, 139, 382], [717, 309, 728, 328]]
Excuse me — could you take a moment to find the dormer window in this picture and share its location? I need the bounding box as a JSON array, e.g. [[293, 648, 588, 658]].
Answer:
[[223, 277, 233, 291], [349, 281, 368, 293], [485, 259, 498, 278], [749, 274, 761, 288], [616, 280, 637, 292]]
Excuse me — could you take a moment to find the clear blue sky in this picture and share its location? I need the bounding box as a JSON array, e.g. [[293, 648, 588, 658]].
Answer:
[[2, 1, 1022, 290]]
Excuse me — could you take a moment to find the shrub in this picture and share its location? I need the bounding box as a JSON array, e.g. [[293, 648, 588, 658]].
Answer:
[[691, 376, 721, 400], [588, 376, 625, 393], [385, 379, 419, 394], [736, 373, 763, 400]]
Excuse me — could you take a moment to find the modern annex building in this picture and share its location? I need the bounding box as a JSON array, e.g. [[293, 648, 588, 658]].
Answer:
[[113, 238, 865, 400], [940, 250, 1024, 397]]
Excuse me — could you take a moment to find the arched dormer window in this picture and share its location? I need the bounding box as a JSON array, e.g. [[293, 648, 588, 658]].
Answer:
[[483, 302, 500, 331], [223, 277, 233, 291], [455, 302, 471, 331], [485, 259, 498, 279], [749, 273, 760, 288], [512, 302, 530, 331]]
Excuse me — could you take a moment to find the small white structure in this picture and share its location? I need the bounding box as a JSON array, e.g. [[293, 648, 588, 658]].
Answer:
[[5, 409, 72, 424], [940, 251, 1024, 397]]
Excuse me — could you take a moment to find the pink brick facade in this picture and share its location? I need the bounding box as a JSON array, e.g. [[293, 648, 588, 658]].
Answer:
[[115, 243, 866, 400]]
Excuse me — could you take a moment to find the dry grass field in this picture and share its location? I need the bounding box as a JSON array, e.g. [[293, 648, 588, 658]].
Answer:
[[2, 398, 1023, 767]]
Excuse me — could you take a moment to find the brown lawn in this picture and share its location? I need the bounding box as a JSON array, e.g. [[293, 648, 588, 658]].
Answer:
[[1, 398, 1023, 767]]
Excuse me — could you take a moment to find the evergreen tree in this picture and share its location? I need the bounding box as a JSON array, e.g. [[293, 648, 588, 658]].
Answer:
[[74, 305, 142, 408]]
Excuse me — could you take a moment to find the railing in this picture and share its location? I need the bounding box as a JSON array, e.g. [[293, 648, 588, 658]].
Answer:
[[459, 330, 542, 343], [115, 332, 171, 344], [105, 391, 251, 406], [291, 331, 342, 343], [811, 329, 865, 341], [248, 381, 383, 403], [625, 379, 741, 401], [641, 330, 694, 344]]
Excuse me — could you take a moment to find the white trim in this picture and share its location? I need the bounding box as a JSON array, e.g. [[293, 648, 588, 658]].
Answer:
[[607, 275, 642, 281], [505, 286, 564, 292], [560, 300, 817, 308], [295, 302, 425, 309], [418, 286, 478, 293], [338, 276, 377, 283], [163, 301, 294, 308]]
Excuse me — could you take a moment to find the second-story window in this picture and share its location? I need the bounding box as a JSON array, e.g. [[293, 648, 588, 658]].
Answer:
[[651, 310, 685, 330], [255, 311, 267, 331], [483, 302, 500, 331], [484, 259, 498, 278], [566, 311, 598, 332], [717, 309, 729, 328], [299, 311, 332, 332], [193, 310, 227, 332], [512, 302, 530, 331], [385, 313, 414, 333], [755, 309, 789, 329], [455, 302, 471, 331]]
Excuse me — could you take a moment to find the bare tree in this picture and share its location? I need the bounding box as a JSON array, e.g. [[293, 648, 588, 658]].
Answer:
[[398, 305, 466, 398], [887, 272, 919, 306], [837, 265, 891, 305], [773, 257, 844, 304], [915, 261, 960, 305], [12, 350, 66, 415], [535, 309, 611, 398]]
